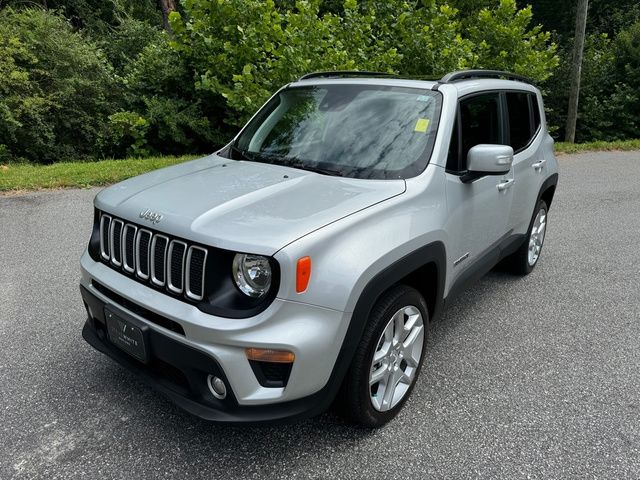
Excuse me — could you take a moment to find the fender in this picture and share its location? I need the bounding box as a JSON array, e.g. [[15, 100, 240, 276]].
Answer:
[[317, 241, 446, 406]]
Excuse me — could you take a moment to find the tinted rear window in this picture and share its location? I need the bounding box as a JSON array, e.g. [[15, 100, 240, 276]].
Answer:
[[507, 92, 533, 152]]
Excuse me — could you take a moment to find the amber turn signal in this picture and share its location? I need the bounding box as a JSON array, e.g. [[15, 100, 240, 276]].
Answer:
[[245, 348, 295, 363], [296, 256, 312, 293]]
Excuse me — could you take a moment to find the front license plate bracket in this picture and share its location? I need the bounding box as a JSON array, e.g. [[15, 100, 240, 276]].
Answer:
[[104, 307, 149, 363]]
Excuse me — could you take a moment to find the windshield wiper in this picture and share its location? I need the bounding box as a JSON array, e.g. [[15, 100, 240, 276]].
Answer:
[[277, 157, 345, 177], [287, 163, 345, 177], [229, 144, 257, 162], [230, 147, 345, 177]]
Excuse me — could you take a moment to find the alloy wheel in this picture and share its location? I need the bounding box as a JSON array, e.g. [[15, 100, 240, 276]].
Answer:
[[369, 305, 425, 412], [528, 208, 547, 266]]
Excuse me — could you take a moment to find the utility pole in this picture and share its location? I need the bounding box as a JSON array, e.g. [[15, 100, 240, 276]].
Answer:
[[565, 0, 589, 143], [157, 0, 177, 35]]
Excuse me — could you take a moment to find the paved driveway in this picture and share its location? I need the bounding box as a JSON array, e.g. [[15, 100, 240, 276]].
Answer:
[[1, 151, 639, 479]]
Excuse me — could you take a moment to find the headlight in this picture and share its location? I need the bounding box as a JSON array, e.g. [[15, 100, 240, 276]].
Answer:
[[232, 253, 272, 298]]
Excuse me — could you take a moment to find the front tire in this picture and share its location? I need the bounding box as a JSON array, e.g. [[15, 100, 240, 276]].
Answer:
[[339, 285, 428, 427]]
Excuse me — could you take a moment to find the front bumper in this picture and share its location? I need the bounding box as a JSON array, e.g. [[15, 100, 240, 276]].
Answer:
[[82, 285, 337, 422], [80, 251, 352, 422]]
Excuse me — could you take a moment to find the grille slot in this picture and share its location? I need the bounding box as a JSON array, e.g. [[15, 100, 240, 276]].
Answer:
[[136, 229, 152, 280], [98, 213, 208, 303], [110, 219, 124, 266], [100, 215, 111, 260], [167, 241, 187, 294], [151, 235, 169, 287], [122, 224, 137, 273], [186, 246, 207, 301]]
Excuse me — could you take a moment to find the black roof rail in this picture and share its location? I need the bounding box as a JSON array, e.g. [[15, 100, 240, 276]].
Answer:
[[439, 69, 534, 85], [297, 71, 397, 81]]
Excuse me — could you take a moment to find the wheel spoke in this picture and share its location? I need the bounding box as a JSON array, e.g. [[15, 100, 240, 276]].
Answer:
[[404, 312, 419, 333], [404, 351, 420, 368], [393, 310, 405, 343], [403, 324, 423, 351], [398, 369, 413, 385], [369, 365, 388, 386], [538, 222, 546, 241], [381, 372, 397, 408], [373, 345, 389, 364]]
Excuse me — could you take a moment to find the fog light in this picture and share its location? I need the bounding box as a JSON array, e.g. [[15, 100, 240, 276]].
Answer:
[[207, 375, 227, 400]]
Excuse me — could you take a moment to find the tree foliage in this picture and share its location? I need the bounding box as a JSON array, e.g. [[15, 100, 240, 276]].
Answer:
[[7, 0, 639, 162], [170, 0, 558, 127], [0, 8, 116, 163]]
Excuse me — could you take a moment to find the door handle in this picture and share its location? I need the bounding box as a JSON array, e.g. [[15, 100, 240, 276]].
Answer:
[[497, 179, 515, 191], [531, 159, 546, 170]]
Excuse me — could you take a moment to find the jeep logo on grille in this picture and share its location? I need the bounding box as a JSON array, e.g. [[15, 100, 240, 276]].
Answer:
[[139, 208, 163, 224]]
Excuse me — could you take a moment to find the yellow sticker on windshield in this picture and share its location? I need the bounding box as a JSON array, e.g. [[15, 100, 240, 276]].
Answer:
[[414, 118, 430, 133]]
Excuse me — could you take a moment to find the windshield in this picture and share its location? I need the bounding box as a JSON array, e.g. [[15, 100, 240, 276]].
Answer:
[[227, 84, 442, 179]]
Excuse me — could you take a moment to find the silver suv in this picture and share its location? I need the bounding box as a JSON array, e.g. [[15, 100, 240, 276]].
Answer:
[[80, 70, 558, 427]]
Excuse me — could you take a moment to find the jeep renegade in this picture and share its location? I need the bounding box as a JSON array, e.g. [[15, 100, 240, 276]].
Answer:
[[80, 70, 559, 427]]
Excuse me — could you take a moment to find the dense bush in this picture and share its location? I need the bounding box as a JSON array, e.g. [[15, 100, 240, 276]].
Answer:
[[0, 8, 117, 163], [108, 34, 227, 157]]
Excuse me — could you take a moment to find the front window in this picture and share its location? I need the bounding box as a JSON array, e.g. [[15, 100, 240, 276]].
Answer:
[[226, 84, 442, 179]]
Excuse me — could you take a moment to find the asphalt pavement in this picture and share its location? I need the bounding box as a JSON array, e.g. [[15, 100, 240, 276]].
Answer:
[[1, 151, 639, 479]]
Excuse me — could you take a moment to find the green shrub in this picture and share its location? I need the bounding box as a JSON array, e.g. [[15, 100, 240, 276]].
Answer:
[[0, 8, 118, 163], [102, 18, 164, 73], [108, 35, 227, 157]]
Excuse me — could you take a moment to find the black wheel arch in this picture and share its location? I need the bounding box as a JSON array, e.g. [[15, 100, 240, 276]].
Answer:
[[326, 241, 446, 401], [538, 173, 558, 210]]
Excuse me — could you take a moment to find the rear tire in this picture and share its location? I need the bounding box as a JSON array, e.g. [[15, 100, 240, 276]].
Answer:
[[338, 285, 428, 428], [504, 199, 548, 275]]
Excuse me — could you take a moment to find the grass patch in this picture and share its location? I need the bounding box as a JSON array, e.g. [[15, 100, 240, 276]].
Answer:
[[555, 139, 640, 154], [0, 155, 198, 193], [2, 140, 640, 193]]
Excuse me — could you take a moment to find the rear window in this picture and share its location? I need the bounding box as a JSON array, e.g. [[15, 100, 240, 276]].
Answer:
[[507, 92, 533, 152], [506, 91, 543, 152], [530, 93, 541, 133]]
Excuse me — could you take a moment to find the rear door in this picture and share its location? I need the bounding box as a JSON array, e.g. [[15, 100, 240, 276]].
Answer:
[[505, 91, 545, 234], [444, 91, 514, 287]]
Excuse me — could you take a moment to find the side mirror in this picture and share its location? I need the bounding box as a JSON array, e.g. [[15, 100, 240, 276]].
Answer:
[[461, 144, 514, 183]]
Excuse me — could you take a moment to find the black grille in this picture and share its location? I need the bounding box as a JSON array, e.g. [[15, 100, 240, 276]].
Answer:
[[100, 215, 111, 259], [98, 213, 208, 303], [188, 247, 206, 299], [123, 225, 136, 272], [137, 230, 151, 278], [152, 236, 168, 284], [111, 220, 123, 265], [169, 242, 186, 292]]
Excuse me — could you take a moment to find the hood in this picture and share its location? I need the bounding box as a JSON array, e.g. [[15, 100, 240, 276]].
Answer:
[[95, 154, 406, 255]]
